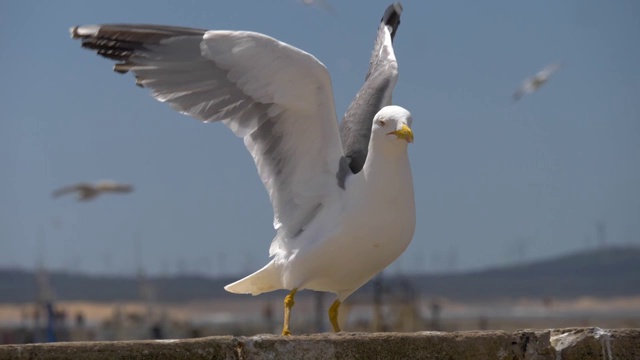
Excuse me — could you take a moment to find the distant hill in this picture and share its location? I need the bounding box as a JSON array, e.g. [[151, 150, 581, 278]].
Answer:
[[1, 246, 638, 303], [401, 245, 640, 301]]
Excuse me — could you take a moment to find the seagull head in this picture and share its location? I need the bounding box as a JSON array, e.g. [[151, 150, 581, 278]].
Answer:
[[372, 105, 414, 146]]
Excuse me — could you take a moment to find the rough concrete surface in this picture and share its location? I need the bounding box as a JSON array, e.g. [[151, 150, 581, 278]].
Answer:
[[0, 328, 638, 360]]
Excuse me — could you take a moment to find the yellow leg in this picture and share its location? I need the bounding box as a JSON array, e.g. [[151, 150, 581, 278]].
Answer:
[[328, 299, 341, 332], [281, 288, 297, 336]]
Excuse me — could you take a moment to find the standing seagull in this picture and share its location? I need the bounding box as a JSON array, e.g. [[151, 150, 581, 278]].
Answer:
[[52, 180, 134, 201], [513, 62, 563, 102], [70, 3, 415, 336]]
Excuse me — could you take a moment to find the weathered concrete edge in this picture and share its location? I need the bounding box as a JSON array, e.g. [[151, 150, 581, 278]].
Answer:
[[0, 328, 638, 360]]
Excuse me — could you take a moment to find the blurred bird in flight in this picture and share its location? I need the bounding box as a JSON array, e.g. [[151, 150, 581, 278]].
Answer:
[[300, 0, 336, 14], [513, 62, 563, 102], [52, 180, 134, 201]]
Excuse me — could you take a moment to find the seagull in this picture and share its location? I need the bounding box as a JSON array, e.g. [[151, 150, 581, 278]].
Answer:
[[70, 2, 414, 336], [513, 62, 563, 102], [52, 180, 134, 201], [300, 0, 336, 14]]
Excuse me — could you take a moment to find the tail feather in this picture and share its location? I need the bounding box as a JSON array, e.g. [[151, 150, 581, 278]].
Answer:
[[224, 260, 283, 295]]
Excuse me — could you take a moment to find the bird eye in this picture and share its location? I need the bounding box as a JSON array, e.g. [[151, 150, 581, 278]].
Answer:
[[377, 120, 386, 127]]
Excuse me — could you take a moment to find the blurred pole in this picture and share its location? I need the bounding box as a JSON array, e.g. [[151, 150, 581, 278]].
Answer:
[[478, 316, 488, 330], [262, 301, 275, 333], [372, 273, 386, 332], [45, 302, 57, 342], [596, 221, 607, 248], [314, 291, 325, 332], [429, 300, 441, 331]]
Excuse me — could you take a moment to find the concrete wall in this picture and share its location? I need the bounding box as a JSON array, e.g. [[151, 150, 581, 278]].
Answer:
[[0, 327, 638, 359]]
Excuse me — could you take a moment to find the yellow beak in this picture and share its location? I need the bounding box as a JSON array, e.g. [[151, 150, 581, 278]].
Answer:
[[388, 124, 414, 143]]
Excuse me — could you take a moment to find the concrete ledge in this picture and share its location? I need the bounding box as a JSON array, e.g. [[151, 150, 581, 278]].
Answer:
[[0, 328, 638, 360]]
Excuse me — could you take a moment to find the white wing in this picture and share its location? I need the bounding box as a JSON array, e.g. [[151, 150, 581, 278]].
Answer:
[[71, 25, 346, 249], [537, 62, 562, 79], [512, 80, 534, 102]]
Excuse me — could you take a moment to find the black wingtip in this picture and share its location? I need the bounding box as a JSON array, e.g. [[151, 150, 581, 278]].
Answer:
[[70, 26, 80, 39], [381, 2, 403, 41]]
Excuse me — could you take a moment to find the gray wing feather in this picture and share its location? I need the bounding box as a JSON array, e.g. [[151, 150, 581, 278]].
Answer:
[[339, 2, 402, 174]]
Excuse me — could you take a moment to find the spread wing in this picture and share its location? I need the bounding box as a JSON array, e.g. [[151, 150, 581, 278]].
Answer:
[[96, 181, 134, 193], [51, 183, 92, 198], [339, 2, 402, 174], [71, 25, 346, 251], [537, 62, 562, 79], [512, 82, 532, 102]]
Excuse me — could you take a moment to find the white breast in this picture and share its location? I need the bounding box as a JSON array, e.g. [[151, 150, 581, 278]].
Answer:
[[284, 149, 416, 301]]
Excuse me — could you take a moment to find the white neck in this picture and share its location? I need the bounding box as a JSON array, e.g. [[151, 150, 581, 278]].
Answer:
[[363, 137, 410, 177]]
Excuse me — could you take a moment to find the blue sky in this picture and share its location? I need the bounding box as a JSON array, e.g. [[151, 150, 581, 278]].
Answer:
[[1, 0, 638, 277]]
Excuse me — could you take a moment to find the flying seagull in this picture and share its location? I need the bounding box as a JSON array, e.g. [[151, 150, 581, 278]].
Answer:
[[513, 62, 563, 102], [300, 0, 336, 14], [52, 180, 134, 201], [70, 2, 414, 336]]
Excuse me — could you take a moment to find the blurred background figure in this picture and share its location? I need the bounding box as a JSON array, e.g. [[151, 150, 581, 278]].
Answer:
[[512, 62, 563, 102], [51, 181, 134, 201], [299, 0, 336, 14]]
